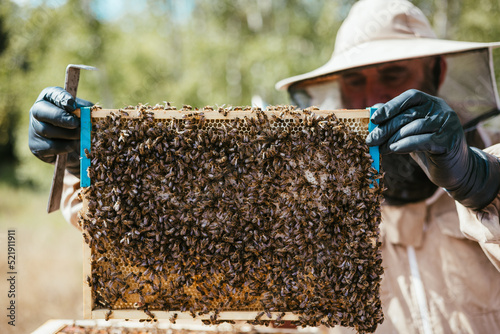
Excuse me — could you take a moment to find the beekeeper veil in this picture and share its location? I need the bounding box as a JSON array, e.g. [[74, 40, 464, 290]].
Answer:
[[276, 0, 500, 131], [275, 0, 500, 204]]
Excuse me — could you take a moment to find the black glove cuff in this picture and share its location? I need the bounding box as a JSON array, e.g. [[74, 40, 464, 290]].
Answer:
[[448, 149, 500, 210], [66, 166, 80, 178]]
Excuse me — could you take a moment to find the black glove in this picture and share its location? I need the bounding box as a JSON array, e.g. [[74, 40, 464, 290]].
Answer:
[[29, 86, 93, 177], [366, 89, 500, 210]]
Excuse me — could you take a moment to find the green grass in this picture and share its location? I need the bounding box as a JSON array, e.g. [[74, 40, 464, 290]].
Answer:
[[0, 180, 83, 334]]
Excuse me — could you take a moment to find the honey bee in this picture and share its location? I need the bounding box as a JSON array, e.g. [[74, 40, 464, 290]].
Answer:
[[104, 309, 112, 321]]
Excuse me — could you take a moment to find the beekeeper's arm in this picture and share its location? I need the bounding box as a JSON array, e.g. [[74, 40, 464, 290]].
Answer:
[[455, 144, 500, 271]]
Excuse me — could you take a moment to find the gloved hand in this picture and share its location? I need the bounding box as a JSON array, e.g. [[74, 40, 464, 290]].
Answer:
[[29, 86, 93, 177], [366, 89, 500, 210]]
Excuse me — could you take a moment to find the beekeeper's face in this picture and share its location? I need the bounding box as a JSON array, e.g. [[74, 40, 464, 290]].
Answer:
[[339, 58, 439, 109]]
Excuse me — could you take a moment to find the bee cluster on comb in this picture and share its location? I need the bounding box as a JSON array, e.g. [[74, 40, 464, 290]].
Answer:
[[80, 104, 384, 333]]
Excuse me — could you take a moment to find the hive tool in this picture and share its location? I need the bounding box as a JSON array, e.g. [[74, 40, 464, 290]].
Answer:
[[47, 64, 97, 213]]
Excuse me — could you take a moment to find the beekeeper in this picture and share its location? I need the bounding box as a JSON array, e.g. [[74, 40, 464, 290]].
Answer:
[[275, 0, 500, 333], [29, 0, 500, 332]]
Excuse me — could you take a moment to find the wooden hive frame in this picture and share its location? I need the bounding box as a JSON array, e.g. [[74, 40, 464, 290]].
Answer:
[[79, 105, 382, 332], [34, 319, 323, 334]]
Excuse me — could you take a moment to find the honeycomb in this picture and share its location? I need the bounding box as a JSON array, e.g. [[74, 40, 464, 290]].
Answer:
[[80, 105, 383, 333]]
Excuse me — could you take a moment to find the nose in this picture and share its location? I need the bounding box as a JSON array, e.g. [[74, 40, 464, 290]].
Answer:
[[365, 79, 389, 107]]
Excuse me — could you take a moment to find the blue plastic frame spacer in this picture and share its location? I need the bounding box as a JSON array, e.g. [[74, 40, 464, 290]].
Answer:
[[80, 106, 91, 187], [367, 107, 380, 182]]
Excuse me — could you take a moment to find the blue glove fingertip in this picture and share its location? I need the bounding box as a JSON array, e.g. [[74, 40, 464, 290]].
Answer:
[[62, 112, 80, 128], [62, 97, 77, 112], [369, 109, 385, 125], [365, 126, 384, 146], [365, 132, 375, 146]]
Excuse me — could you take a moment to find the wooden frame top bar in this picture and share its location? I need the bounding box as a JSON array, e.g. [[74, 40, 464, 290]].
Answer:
[[89, 108, 370, 120]]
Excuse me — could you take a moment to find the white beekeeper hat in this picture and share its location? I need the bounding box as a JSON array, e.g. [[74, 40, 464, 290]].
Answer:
[[275, 0, 500, 125]]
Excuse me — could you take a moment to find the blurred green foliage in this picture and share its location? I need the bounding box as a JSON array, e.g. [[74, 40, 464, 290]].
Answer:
[[0, 0, 499, 188]]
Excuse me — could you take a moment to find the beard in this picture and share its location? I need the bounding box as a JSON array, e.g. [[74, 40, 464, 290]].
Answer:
[[381, 153, 438, 206]]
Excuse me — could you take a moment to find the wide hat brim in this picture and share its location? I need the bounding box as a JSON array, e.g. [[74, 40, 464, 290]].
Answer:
[[275, 38, 500, 90]]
